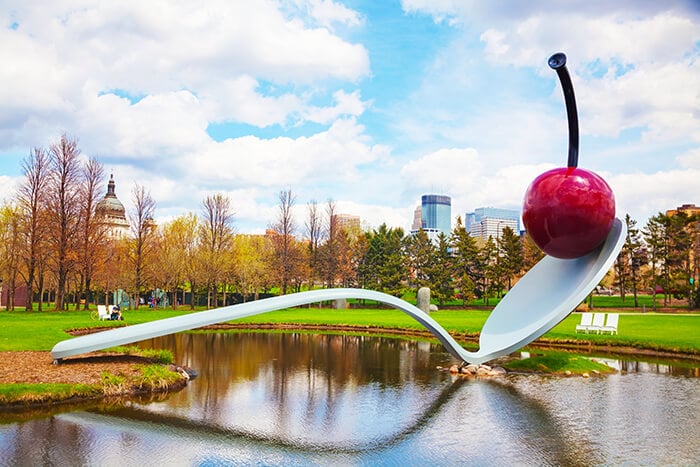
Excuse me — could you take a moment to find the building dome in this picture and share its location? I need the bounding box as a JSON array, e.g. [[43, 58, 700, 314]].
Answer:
[[96, 175, 126, 217], [96, 174, 129, 238]]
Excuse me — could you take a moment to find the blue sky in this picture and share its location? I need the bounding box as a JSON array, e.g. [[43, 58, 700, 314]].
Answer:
[[1, 0, 699, 233]]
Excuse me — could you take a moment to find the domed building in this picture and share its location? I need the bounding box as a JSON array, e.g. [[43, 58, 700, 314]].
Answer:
[[96, 174, 129, 238]]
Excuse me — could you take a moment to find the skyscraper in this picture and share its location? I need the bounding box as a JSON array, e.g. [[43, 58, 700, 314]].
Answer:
[[412, 194, 451, 241], [465, 207, 520, 241]]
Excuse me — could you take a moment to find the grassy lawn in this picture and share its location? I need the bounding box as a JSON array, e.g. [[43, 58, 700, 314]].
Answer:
[[1, 304, 698, 357]]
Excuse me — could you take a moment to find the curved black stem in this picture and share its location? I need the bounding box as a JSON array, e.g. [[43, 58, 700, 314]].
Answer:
[[548, 52, 579, 168]]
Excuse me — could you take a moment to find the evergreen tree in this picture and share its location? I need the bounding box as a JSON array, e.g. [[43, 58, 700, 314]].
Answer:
[[643, 213, 668, 308], [498, 226, 524, 290], [427, 232, 453, 305], [450, 217, 479, 305], [406, 228, 435, 289], [362, 224, 407, 297]]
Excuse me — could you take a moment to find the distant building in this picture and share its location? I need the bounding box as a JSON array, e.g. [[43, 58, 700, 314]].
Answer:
[[95, 174, 129, 238], [411, 205, 422, 232], [666, 203, 700, 217], [336, 214, 361, 234], [411, 194, 451, 242], [466, 207, 520, 241]]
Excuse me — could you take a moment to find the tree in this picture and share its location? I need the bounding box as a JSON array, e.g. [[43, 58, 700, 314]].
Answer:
[[76, 158, 106, 310], [666, 212, 698, 308], [305, 200, 322, 288], [200, 194, 234, 308], [362, 224, 407, 297], [481, 236, 500, 305], [450, 217, 480, 305], [46, 134, 83, 311], [270, 189, 299, 294], [232, 234, 272, 301], [522, 232, 545, 271], [406, 228, 435, 289], [318, 199, 340, 288], [176, 213, 200, 310], [0, 204, 22, 310], [153, 216, 192, 309], [427, 232, 453, 305], [128, 184, 157, 308], [16, 147, 50, 311], [619, 214, 645, 307], [497, 226, 524, 290], [644, 214, 669, 309]]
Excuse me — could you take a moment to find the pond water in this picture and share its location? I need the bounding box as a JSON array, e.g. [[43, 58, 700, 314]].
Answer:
[[1, 332, 699, 466]]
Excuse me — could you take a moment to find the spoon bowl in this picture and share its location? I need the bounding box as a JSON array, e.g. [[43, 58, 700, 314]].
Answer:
[[466, 217, 626, 363]]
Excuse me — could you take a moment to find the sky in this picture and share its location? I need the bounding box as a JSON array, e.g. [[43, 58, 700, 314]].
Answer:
[[1, 0, 699, 234]]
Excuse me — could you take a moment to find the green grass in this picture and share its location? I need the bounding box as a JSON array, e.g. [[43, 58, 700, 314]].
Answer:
[[1, 305, 698, 356], [0, 383, 101, 405], [546, 313, 700, 354], [503, 351, 614, 374]]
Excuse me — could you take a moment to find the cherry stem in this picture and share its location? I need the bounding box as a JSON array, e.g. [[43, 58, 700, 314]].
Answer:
[[548, 52, 579, 168]]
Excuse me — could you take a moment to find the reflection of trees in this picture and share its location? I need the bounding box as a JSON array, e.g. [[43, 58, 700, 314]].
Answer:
[[135, 333, 601, 461], [145, 333, 444, 404], [139, 332, 449, 440]]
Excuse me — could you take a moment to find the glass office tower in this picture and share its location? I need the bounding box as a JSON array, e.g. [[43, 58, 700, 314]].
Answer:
[[421, 194, 451, 237]]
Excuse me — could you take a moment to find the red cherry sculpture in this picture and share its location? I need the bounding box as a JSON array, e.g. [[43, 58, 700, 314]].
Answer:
[[522, 53, 615, 259]]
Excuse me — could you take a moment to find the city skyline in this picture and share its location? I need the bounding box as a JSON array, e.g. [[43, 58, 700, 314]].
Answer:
[[1, 1, 698, 234]]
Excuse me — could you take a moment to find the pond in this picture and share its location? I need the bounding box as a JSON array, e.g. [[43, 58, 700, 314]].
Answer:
[[1, 332, 699, 465]]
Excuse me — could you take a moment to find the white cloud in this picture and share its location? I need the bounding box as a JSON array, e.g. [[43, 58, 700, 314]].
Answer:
[[182, 118, 387, 188], [610, 169, 700, 223], [677, 148, 700, 169], [298, 0, 364, 29], [79, 89, 210, 159], [0, 176, 18, 205], [0, 1, 370, 153]]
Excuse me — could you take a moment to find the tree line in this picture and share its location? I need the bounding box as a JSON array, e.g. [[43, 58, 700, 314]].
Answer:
[[1, 135, 698, 311]]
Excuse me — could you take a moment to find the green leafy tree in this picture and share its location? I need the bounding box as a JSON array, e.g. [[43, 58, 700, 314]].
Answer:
[[450, 217, 480, 305], [619, 214, 645, 306], [481, 236, 500, 305], [427, 232, 453, 305], [498, 226, 524, 290], [406, 228, 435, 289], [0, 204, 22, 310], [362, 224, 407, 297], [522, 232, 545, 271], [643, 213, 668, 308]]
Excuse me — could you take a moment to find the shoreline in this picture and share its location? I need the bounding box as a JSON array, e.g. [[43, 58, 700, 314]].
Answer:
[[198, 322, 700, 362], [2, 323, 698, 411]]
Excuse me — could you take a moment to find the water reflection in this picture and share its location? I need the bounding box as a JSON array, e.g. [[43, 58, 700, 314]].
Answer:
[[135, 333, 452, 449], [0, 333, 698, 466]]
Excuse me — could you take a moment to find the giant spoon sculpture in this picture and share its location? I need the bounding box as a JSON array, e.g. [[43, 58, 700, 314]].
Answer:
[[52, 53, 625, 366]]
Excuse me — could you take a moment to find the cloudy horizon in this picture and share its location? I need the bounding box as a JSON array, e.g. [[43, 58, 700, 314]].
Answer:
[[2, 0, 699, 234]]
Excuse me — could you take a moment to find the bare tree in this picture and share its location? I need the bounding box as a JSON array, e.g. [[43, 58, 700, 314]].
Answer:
[[200, 193, 234, 308], [16, 147, 51, 311], [46, 134, 83, 311], [319, 199, 340, 287], [305, 200, 322, 288], [128, 184, 157, 308], [76, 158, 106, 310], [270, 188, 297, 294]]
